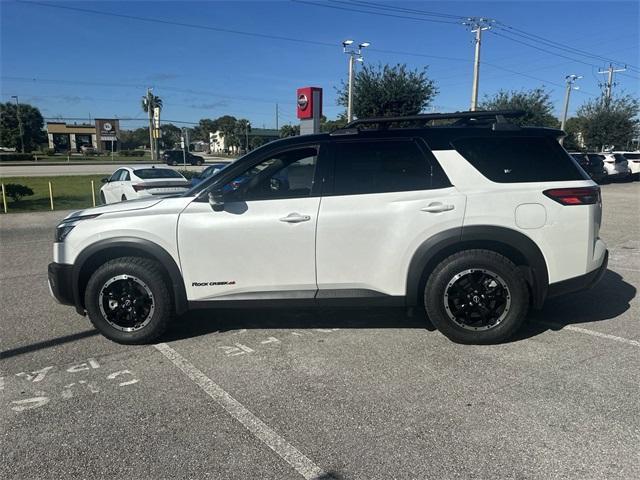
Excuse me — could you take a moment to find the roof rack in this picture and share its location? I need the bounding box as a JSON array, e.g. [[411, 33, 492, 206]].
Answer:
[[331, 110, 524, 135]]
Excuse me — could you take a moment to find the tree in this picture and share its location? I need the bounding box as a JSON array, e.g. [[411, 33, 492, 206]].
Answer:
[[479, 88, 559, 127], [337, 63, 438, 118], [234, 119, 251, 152], [191, 118, 219, 142], [119, 127, 149, 150], [562, 117, 585, 151], [575, 94, 639, 150], [279, 124, 300, 137], [250, 136, 269, 150], [320, 114, 348, 132], [4, 183, 34, 202], [0, 102, 46, 151], [215, 115, 238, 151], [160, 123, 182, 149]]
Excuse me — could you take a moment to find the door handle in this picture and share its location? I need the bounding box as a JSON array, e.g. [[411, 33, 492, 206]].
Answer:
[[279, 213, 311, 223], [421, 203, 455, 213]]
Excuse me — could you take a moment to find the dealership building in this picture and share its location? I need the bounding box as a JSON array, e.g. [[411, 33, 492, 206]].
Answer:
[[46, 119, 120, 153]]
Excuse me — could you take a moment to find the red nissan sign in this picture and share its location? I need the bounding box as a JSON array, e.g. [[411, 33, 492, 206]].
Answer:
[[296, 87, 322, 120]]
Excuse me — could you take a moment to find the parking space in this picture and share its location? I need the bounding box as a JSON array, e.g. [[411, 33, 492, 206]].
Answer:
[[1, 182, 638, 480]]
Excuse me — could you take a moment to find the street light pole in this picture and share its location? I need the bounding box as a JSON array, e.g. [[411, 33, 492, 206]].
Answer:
[[343, 40, 370, 123], [11, 95, 24, 153], [347, 53, 355, 123], [560, 74, 582, 145]]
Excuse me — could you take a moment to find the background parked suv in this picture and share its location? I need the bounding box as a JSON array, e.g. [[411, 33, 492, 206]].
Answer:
[[48, 111, 608, 346]]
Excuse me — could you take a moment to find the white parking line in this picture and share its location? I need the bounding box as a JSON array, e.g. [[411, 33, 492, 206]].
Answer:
[[538, 321, 640, 347], [154, 342, 330, 480]]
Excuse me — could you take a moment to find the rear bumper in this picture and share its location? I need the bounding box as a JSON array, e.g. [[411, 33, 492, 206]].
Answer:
[[47, 262, 75, 306], [547, 250, 608, 299]]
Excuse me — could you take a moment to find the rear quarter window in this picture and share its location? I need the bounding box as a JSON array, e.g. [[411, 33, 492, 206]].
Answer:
[[452, 136, 588, 183]]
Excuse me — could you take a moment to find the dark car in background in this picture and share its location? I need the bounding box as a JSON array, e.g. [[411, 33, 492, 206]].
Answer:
[[163, 149, 204, 166], [570, 152, 608, 183], [190, 162, 230, 186]]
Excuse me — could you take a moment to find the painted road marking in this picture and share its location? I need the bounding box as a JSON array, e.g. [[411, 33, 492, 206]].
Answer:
[[154, 342, 331, 480], [538, 321, 640, 347]]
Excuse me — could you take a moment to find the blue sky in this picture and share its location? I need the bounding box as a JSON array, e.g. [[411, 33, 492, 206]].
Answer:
[[1, 1, 638, 130]]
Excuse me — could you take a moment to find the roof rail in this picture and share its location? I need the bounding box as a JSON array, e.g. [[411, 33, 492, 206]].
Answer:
[[333, 110, 524, 134]]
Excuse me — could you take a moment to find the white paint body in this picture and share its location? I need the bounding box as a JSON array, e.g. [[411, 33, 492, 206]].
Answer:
[[55, 147, 606, 302], [99, 166, 189, 204]]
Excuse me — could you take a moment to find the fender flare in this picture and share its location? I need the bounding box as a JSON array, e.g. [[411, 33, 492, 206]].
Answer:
[[406, 225, 549, 308], [72, 237, 188, 315]]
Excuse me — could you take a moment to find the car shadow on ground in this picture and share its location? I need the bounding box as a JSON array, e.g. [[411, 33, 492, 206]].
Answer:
[[514, 269, 636, 341], [164, 269, 636, 344]]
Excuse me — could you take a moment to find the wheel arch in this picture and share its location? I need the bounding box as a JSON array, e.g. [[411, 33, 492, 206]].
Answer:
[[72, 238, 188, 315], [406, 226, 549, 309]]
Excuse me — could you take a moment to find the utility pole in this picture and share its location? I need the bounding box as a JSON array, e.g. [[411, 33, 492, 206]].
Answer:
[[559, 74, 582, 145], [342, 40, 370, 122], [11, 95, 24, 153], [463, 17, 494, 111], [598, 63, 627, 101], [275, 103, 279, 131], [144, 88, 155, 161], [181, 128, 187, 167]]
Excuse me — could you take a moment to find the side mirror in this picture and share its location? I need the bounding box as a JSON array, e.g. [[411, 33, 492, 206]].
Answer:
[[208, 187, 224, 212], [101, 177, 109, 183]]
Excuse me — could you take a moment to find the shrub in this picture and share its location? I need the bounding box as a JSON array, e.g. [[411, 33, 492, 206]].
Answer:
[[119, 150, 145, 157], [4, 183, 34, 202], [0, 153, 35, 162], [177, 169, 198, 180]]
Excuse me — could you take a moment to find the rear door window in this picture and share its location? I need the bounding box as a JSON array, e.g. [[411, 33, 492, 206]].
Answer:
[[332, 139, 449, 195], [453, 136, 588, 182]]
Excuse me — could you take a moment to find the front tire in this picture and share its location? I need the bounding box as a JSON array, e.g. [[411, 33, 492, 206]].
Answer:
[[84, 257, 173, 344], [424, 250, 529, 344]]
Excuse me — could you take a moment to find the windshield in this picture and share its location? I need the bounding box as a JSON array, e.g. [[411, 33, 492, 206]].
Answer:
[[134, 168, 184, 179]]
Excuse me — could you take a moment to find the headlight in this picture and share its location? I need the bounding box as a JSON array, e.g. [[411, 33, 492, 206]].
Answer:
[[54, 213, 101, 242], [55, 224, 76, 242]]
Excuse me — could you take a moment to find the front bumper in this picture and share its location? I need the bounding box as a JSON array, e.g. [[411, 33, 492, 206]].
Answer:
[[48, 262, 75, 306], [547, 250, 608, 299]]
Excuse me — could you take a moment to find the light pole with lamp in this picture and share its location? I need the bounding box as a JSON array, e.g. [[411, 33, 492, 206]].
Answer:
[[559, 74, 582, 146], [342, 40, 370, 123], [11, 95, 25, 153]]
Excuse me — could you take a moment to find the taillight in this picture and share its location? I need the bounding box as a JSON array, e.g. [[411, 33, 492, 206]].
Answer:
[[132, 184, 148, 192], [543, 186, 600, 205]]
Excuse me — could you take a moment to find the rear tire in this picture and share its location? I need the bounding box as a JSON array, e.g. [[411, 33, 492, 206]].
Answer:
[[100, 191, 106, 205], [121, 194, 127, 202], [84, 257, 173, 344], [424, 249, 529, 344]]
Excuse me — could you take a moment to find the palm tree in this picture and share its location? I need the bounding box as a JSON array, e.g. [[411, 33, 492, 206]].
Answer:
[[141, 90, 163, 160]]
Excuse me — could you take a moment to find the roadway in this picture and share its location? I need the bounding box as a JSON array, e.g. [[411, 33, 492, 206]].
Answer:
[[0, 155, 233, 177]]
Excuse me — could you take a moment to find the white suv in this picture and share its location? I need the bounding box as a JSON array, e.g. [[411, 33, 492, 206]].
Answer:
[[48, 111, 608, 345]]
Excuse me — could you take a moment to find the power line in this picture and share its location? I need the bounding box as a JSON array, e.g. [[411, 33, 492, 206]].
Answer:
[[19, 1, 337, 48], [333, 0, 466, 20], [494, 22, 639, 71], [335, 0, 639, 71], [1, 76, 296, 106], [292, 1, 461, 24]]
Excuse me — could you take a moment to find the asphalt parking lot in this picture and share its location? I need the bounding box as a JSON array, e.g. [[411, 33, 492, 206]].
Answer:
[[1, 182, 638, 480]]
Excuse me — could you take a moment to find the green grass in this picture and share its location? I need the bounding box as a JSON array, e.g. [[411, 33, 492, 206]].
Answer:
[[0, 175, 107, 213]]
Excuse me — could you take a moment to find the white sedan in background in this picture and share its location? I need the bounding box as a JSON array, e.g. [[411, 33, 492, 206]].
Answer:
[[100, 166, 191, 204]]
